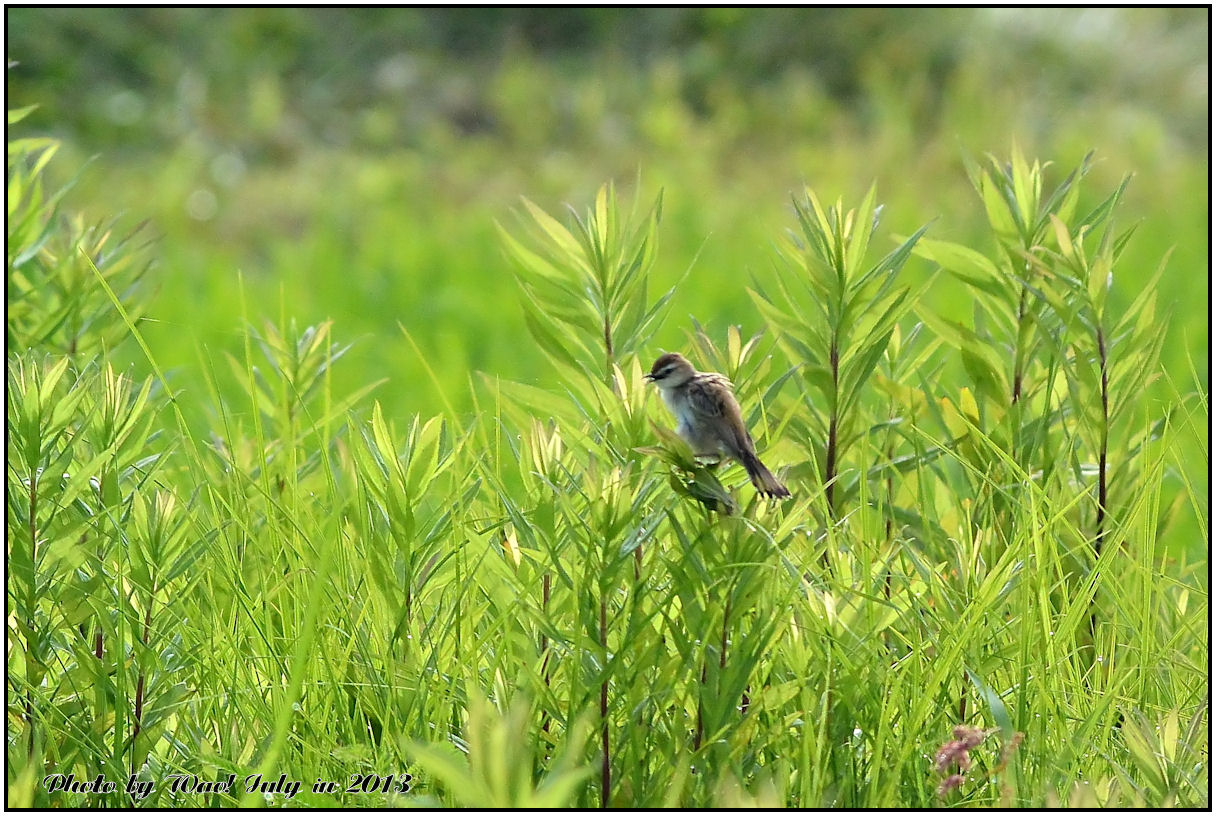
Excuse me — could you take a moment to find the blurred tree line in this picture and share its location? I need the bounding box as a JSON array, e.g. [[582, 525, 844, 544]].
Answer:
[[6, 7, 1207, 157]]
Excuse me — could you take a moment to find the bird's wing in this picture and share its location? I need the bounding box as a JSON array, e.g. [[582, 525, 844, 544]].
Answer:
[[688, 374, 755, 453], [686, 374, 731, 418]]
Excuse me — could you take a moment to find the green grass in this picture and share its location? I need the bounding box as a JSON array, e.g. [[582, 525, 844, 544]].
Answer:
[[10, 10, 1207, 433], [6, 9, 1209, 808]]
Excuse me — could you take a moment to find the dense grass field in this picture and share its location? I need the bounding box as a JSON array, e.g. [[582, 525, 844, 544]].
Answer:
[[6, 8, 1209, 808]]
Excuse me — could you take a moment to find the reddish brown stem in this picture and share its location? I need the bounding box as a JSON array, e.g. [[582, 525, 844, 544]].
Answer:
[[599, 593, 609, 807], [540, 573, 552, 744]]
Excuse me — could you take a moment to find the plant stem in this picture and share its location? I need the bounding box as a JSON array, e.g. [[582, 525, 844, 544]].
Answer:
[[25, 472, 39, 758], [1090, 328, 1110, 648], [133, 605, 152, 742], [883, 425, 895, 604], [603, 316, 615, 391], [719, 596, 731, 672], [694, 660, 706, 753], [540, 572, 552, 749], [824, 342, 840, 522], [1094, 328, 1109, 558], [404, 581, 412, 656], [1012, 277, 1030, 405], [600, 592, 609, 807]]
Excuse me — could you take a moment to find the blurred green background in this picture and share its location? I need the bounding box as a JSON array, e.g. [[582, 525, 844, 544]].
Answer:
[[6, 7, 1209, 427]]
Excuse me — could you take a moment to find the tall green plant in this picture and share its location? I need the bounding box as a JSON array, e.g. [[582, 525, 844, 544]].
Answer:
[[1037, 189, 1170, 648], [495, 185, 805, 807], [7, 106, 151, 359], [497, 183, 674, 805], [500, 182, 672, 393], [751, 185, 929, 519], [6, 354, 193, 806], [911, 145, 1183, 725], [7, 105, 184, 806], [913, 146, 1091, 475]]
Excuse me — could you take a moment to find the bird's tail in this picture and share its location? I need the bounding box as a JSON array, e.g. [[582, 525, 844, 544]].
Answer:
[[739, 450, 791, 499]]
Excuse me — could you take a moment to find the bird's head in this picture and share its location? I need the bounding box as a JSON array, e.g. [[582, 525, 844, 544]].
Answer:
[[645, 352, 696, 388]]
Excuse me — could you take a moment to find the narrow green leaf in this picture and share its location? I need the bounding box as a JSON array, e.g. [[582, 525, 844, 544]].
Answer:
[[8, 104, 40, 125], [521, 197, 584, 260]]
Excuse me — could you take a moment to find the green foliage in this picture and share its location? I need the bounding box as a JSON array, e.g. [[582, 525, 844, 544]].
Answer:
[[5, 20, 1209, 807], [501, 182, 671, 387], [7, 106, 151, 358], [403, 693, 594, 807], [752, 185, 929, 517], [5, 9, 1205, 439]]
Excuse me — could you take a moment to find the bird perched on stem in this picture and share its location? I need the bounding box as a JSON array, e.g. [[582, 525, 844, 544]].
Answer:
[[645, 352, 790, 499]]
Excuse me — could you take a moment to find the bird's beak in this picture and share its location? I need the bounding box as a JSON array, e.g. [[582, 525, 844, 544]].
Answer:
[[643, 373, 655, 382]]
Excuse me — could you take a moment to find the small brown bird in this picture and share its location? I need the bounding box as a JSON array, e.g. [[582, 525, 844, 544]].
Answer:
[[645, 352, 790, 499]]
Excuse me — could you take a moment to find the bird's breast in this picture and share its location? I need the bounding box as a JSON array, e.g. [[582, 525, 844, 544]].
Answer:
[[662, 388, 721, 456]]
